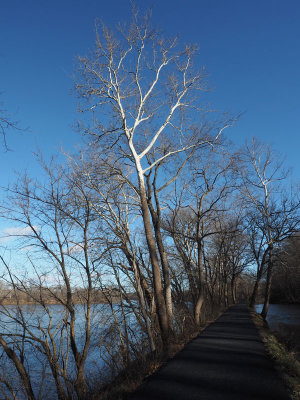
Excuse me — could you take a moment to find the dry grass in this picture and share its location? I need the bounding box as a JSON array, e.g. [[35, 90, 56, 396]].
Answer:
[[94, 335, 198, 400], [90, 317, 222, 399], [88, 350, 163, 400], [251, 310, 300, 400]]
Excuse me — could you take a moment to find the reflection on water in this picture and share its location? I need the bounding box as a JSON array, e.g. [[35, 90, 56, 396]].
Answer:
[[255, 303, 300, 360], [0, 303, 140, 399]]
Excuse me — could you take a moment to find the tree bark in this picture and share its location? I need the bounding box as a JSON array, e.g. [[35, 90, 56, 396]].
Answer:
[[0, 336, 35, 400], [194, 294, 204, 326], [249, 249, 269, 308], [249, 278, 259, 308], [231, 276, 236, 304], [261, 246, 274, 319], [147, 176, 173, 332], [195, 216, 204, 326], [137, 172, 170, 349]]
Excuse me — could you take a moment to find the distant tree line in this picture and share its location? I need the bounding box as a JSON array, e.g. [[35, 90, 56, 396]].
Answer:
[[0, 282, 126, 305], [270, 234, 300, 304]]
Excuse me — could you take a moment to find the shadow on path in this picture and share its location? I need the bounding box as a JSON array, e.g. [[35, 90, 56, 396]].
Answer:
[[126, 304, 289, 400]]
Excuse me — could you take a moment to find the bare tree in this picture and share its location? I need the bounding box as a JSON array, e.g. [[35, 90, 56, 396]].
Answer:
[[209, 215, 251, 305], [75, 11, 233, 349], [241, 138, 300, 317], [163, 147, 237, 324], [0, 160, 106, 399], [69, 152, 158, 353]]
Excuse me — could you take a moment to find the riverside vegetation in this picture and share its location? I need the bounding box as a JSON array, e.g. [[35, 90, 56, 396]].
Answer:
[[252, 311, 300, 400]]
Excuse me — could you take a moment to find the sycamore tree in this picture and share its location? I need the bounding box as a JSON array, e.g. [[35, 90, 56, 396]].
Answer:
[[75, 9, 233, 350]]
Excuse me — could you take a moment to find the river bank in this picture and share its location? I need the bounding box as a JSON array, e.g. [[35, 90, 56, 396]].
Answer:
[[0, 290, 137, 306], [92, 306, 226, 400], [255, 304, 300, 361], [252, 305, 300, 400]]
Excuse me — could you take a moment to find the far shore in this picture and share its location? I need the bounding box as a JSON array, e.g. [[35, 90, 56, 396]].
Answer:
[[0, 300, 115, 306]]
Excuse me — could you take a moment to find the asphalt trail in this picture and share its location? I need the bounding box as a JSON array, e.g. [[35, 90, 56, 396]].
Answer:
[[127, 304, 290, 399]]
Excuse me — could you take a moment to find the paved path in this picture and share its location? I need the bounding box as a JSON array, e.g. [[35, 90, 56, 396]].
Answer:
[[127, 304, 290, 400]]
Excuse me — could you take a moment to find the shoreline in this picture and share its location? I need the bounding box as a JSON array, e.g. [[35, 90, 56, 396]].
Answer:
[[252, 310, 300, 400], [0, 300, 120, 306]]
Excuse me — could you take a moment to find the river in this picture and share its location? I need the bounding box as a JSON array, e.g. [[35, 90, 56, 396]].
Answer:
[[0, 303, 140, 399], [3, 303, 299, 398], [255, 303, 300, 360]]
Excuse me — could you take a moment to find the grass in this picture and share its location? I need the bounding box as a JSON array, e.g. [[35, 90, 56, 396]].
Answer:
[[251, 311, 300, 400]]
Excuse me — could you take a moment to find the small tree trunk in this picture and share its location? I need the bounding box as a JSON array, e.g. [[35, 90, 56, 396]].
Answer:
[[261, 248, 274, 319], [0, 336, 35, 400], [249, 263, 264, 308], [231, 276, 236, 304], [194, 294, 204, 326], [195, 221, 204, 326], [249, 279, 259, 308]]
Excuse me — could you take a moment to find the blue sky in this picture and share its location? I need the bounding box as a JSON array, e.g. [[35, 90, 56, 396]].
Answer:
[[1, 0, 300, 188]]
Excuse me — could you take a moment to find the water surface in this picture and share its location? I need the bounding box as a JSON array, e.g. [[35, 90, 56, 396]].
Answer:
[[255, 304, 300, 330], [0, 303, 140, 399], [255, 303, 300, 359]]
